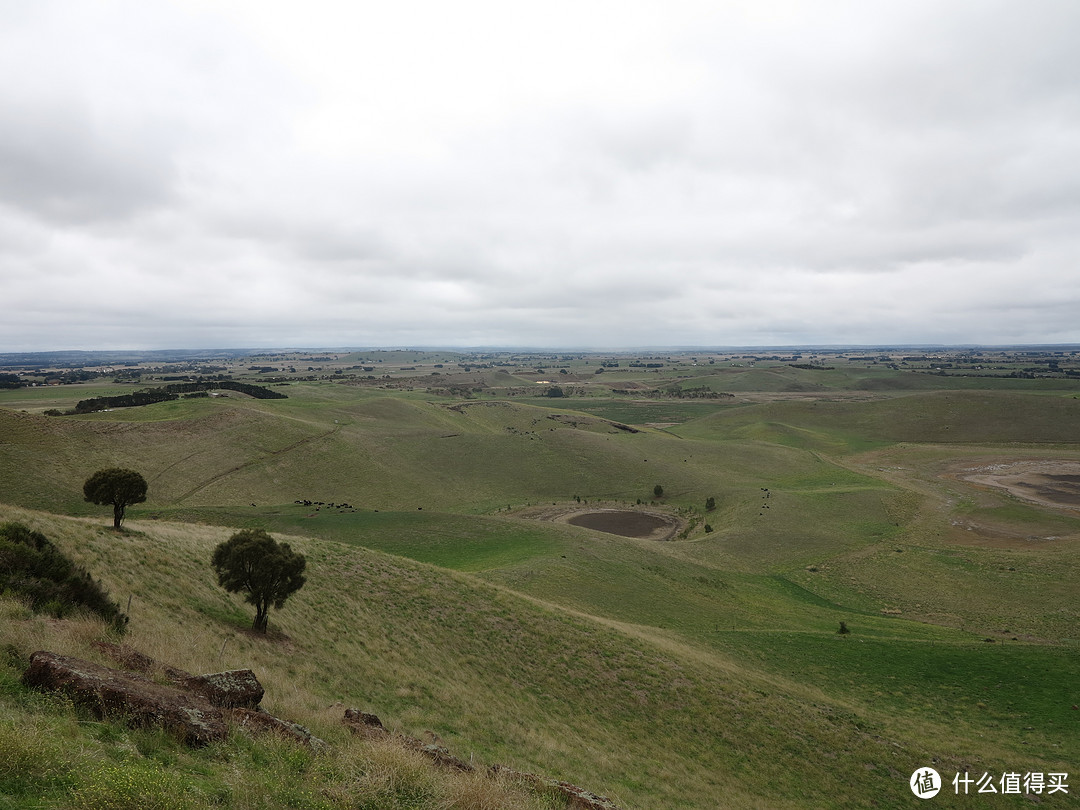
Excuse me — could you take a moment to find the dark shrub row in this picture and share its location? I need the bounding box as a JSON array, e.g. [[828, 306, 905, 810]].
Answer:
[[0, 522, 126, 629], [74, 380, 287, 413]]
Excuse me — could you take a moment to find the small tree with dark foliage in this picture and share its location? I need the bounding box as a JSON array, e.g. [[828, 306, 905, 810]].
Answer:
[[211, 529, 306, 633], [83, 468, 147, 530]]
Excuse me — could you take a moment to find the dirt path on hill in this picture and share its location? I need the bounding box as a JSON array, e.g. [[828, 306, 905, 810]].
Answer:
[[172, 425, 342, 504]]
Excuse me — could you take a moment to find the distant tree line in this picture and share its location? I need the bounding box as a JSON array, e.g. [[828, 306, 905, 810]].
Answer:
[[75, 389, 177, 412], [73, 380, 287, 413], [0, 370, 100, 386], [656, 386, 735, 400], [160, 380, 288, 399]]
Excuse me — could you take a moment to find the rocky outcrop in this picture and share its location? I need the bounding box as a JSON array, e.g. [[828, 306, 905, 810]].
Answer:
[[23, 650, 322, 750], [23, 648, 612, 804], [92, 641, 263, 709], [227, 707, 327, 750], [343, 709, 622, 807], [490, 764, 624, 810], [402, 737, 475, 773], [184, 670, 265, 710], [342, 708, 474, 772], [342, 707, 391, 740], [22, 651, 228, 747]]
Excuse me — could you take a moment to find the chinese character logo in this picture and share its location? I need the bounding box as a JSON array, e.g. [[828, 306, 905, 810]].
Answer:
[[911, 768, 941, 799]]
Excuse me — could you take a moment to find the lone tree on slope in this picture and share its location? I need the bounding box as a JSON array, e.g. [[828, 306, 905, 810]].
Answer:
[[83, 468, 148, 530], [211, 529, 306, 633]]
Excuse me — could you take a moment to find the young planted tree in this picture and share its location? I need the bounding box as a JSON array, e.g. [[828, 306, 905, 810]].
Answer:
[[211, 529, 306, 633], [83, 468, 148, 530]]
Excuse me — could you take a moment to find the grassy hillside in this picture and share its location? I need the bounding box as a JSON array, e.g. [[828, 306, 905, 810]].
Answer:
[[674, 391, 1080, 450], [0, 387, 855, 515], [2, 369, 1079, 807], [2, 505, 1074, 809]]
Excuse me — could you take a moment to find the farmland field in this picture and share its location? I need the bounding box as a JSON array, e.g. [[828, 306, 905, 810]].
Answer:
[[0, 346, 1077, 808]]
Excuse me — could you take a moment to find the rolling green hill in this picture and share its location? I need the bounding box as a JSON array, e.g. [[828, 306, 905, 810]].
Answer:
[[675, 391, 1080, 450], [1, 370, 1078, 808], [2, 505, 1075, 809]]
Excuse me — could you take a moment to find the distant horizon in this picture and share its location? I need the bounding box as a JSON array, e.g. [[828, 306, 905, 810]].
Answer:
[[4, 342, 1080, 360]]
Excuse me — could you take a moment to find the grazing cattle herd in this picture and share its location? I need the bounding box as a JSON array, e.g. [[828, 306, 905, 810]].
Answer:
[[294, 499, 355, 511]]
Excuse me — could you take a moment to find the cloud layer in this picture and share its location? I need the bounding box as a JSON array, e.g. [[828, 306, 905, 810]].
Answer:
[[3, 0, 1080, 349]]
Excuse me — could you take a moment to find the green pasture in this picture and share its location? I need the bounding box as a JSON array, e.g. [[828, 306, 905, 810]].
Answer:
[[1, 386, 885, 516], [155, 505, 571, 572], [717, 631, 1079, 760], [512, 396, 739, 425], [2, 359, 1079, 808], [676, 390, 1080, 450], [0, 380, 139, 413], [682, 367, 1080, 395], [3, 504, 1073, 809]]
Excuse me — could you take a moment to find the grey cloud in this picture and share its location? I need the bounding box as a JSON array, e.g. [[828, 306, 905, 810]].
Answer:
[[0, 97, 178, 224], [2, 1, 1080, 350]]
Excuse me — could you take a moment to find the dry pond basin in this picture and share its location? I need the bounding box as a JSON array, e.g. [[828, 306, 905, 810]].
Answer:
[[521, 505, 683, 541]]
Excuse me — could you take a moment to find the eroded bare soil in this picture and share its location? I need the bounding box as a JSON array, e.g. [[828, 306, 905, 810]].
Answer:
[[954, 459, 1080, 512]]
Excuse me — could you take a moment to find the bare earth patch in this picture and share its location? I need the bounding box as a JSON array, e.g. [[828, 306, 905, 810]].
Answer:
[[955, 460, 1080, 512], [518, 504, 683, 540]]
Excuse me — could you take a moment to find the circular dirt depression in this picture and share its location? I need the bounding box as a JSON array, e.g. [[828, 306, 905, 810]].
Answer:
[[567, 510, 676, 538], [522, 506, 682, 540]]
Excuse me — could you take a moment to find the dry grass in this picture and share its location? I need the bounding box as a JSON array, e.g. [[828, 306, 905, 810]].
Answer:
[[1, 465, 1075, 809]]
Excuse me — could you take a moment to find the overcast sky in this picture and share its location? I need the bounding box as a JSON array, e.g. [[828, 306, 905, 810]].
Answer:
[[2, 1, 1079, 350]]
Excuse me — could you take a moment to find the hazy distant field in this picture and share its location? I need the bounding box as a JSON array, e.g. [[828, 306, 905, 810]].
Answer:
[[1, 348, 1077, 808]]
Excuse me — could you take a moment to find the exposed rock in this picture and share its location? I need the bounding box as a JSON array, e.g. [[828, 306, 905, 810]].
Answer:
[[22, 650, 227, 747], [183, 670, 264, 710], [24, 650, 322, 749], [227, 708, 326, 750], [91, 640, 160, 674], [28, 648, 618, 803], [92, 640, 199, 684], [490, 764, 623, 810], [342, 708, 473, 772], [342, 707, 390, 739], [402, 738, 474, 772], [92, 641, 264, 709]]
